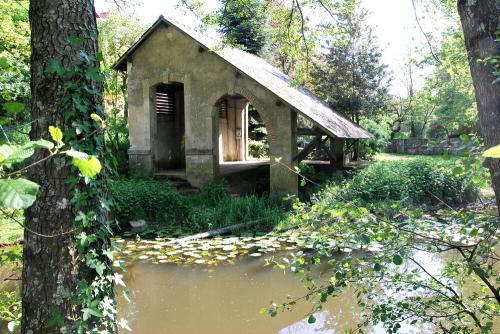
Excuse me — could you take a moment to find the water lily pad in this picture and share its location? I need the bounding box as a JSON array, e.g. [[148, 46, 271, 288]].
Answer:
[[250, 253, 262, 257], [194, 259, 206, 264]]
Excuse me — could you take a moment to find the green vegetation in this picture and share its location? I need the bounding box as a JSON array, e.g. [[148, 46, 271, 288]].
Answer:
[[342, 159, 478, 206], [269, 157, 497, 333], [111, 179, 284, 235], [0, 211, 22, 244]]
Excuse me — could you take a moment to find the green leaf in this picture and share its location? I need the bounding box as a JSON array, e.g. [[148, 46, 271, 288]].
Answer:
[[45, 308, 65, 329], [82, 307, 103, 321], [392, 254, 403, 266], [2, 102, 24, 114], [0, 141, 54, 167], [46, 59, 65, 76], [452, 167, 463, 176], [483, 145, 500, 158], [7, 320, 16, 333], [65, 148, 89, 160], [48, 126, 63, 146], [0, 56, 8, 69], [359, 233, 371, 245], [373, 263, 382, 271], [459, 134, 470, 143], [68, 34, 85, 47], [300, 178, 306, 187], [90, 113, 104, 124], [0, 178, 39, 209], [308, 315, 316, 324], [72, 156, 102, 178]]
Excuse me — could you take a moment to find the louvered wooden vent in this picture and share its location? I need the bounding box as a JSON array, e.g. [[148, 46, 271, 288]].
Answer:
[[156, 88, 175, 117], [219, 99, 228, 119]]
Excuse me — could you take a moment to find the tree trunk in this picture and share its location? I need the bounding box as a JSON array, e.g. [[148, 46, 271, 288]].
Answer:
[[22, 1, 107, 332], [457, 0, 500, 212]]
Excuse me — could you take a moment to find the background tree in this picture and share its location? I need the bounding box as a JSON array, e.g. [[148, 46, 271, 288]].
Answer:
[[97, 6, 145, 174], [457, 0, 500, 211], [310, 0, 390, 124], [0, 0, 30, 142], [215, 0, 268, 55], [309, 0, 390, 159]]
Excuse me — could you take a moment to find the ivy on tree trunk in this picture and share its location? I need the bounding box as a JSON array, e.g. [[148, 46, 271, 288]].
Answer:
[[22, 1, 115, 333]]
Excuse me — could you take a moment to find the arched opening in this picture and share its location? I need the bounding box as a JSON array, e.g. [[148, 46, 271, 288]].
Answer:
[[153, 82, 185, 173], [215, 94, 270, 194], [247, 105, 269, 160]]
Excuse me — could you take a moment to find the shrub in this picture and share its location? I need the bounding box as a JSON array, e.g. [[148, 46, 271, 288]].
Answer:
[[110, 179, 285, 234], [110, 179, 191, 224], [198, 180, 231, 206], [359, 119, 390, 158], [248, 139, 269, 159], [339, 158, 478, 206], [190, 195, 282, 231]]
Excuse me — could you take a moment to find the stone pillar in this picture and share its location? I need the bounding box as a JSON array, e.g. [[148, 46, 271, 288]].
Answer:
[[269, 108, 298, 198]]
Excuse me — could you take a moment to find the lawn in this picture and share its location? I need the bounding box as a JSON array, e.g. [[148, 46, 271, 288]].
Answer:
[[374, 152, 459, 162]]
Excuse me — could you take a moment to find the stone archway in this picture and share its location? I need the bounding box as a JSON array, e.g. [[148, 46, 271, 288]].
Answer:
[[211, 90, 275, 194]]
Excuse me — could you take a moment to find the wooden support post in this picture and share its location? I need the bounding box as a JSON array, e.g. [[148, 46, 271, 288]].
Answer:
[[331, 137, 345, 169], [293, 135, 322, 162]]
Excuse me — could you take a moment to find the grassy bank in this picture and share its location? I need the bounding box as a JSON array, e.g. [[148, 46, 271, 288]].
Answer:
[[110, 179, 285, 237]]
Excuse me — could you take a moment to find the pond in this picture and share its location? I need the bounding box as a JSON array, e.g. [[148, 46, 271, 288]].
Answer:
[[116, 235, 432, 334]]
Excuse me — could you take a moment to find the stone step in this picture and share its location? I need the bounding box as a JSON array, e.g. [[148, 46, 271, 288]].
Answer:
[[154, 175, 200, 195]]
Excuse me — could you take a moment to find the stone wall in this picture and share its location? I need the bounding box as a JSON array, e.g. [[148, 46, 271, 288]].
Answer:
[[385, 138, 467, 156]]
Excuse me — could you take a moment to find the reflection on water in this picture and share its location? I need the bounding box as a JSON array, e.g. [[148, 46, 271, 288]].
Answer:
[[117, 254, 430, 334]]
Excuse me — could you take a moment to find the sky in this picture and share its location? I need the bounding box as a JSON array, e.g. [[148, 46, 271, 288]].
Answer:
[[95, 0, 447, 96]]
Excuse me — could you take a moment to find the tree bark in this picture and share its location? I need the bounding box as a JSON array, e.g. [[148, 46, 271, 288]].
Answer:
[[457, 0, 500, 212], [22, 1, 104, 332]]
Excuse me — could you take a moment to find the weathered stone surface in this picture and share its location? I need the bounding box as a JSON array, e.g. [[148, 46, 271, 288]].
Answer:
[[124, 20, 298, 195]]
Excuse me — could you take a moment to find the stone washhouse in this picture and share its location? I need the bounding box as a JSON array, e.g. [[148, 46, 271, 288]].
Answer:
[[114, 16, 372, 197]]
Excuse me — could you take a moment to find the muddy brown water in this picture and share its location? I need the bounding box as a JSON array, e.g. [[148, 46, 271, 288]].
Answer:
[[117, 254, 429, 334]]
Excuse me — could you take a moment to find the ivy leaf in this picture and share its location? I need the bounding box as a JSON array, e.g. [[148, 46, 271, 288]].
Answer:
[[483, 145, 500, 158], [0, 178, 39, 209], [359, 233, 371, 245], [392, 254, 403, 266], [2, 102, 24, 114], [82, 307, 103, 321], [45, 308, 64, 329], [308, 315, 316, 324], [46, 59, 65, 76], [71, 156, 102, 178], [68, 34, 85, 47], [48, 126, 63, 147], [118, 318, 132, 331], [7, 321, 17, 332]]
